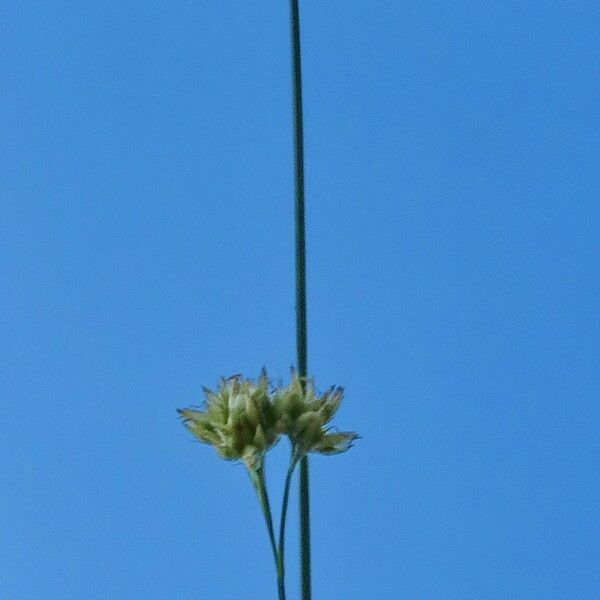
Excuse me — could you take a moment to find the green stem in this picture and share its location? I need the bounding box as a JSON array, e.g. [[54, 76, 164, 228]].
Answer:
[[289, 1, 312, 599], [249, 466, 285, 600], [298, 456, 310, 597], [278, 450, 301, 593]]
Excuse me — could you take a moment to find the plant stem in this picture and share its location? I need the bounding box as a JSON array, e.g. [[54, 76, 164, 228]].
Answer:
[[278, 450, 301, 594], [249, 466, 285, 600], [298, 455, 310, 598], [289, 1, 312, 599]]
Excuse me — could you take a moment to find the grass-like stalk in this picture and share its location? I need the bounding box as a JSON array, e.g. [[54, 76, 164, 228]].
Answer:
[[289, 1, 312, 598], [278, 449, 302, 597], [249, 466, 285, 600]]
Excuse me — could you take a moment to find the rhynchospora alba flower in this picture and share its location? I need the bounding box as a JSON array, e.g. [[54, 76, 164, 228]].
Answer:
[[274, 371, 359, 458], [178, 370, 279, 472]]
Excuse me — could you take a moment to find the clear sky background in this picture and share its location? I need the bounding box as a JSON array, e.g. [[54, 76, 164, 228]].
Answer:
[[1, 2, 599, 599]]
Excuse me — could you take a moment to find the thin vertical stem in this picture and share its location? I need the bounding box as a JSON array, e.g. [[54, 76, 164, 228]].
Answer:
[[298, 456, 310, 598], [249, 466, 285, 600], [290, 0, 306, 378], [289, 1, 311, 599], [278, 452, 300, 595]]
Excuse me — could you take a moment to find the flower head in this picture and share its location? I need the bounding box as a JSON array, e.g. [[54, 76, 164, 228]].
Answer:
[[178, 370, 279, 471], [275, 371, 359, 457]]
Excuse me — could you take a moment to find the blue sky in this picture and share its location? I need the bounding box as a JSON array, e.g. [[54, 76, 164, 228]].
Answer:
[[1, 2, 599, 599]]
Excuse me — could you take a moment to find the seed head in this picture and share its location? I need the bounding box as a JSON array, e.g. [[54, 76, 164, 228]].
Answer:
[[178, 369, 279, 471], [275, 371, 359, 457]]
